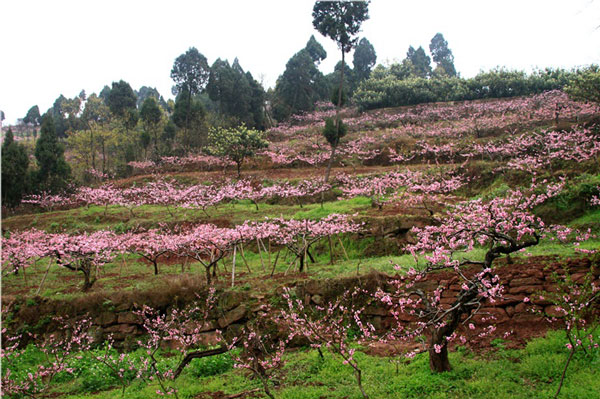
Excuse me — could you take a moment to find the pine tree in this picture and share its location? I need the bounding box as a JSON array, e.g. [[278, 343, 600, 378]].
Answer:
[[2, 128, 30, 207], [429, 33, 456, 77], [34, 114, 71, 192]]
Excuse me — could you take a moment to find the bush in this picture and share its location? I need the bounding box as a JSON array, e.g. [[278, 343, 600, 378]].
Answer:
[[354, 67, 575, 111]]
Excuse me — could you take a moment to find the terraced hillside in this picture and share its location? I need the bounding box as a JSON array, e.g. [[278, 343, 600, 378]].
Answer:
[[2, 92, 600, 399]]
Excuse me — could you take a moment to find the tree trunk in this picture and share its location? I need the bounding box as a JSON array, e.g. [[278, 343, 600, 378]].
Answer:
[[354, 369, 369, 399], [90, 127, 96, 170], [186, 89, 192, 150], [205, 265, 212, 285], [81, 265, 95, 292], [153, 260, 159, 275], [323, 144, 338, 184], [428, 338, 451, 372], [101, 138, 106, 174], [337, 50, 345, 114]]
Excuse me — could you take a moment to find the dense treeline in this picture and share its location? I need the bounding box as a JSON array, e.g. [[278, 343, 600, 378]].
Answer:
[[2, 29, 599, 208], [353, 67, 575, 111]]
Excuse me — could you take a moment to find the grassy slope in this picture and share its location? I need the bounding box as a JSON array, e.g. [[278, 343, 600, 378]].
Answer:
[[22, 330, 598, 399], [3, 98, 600, 398]]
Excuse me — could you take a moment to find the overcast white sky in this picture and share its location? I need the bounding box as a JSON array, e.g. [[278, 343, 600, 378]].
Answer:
[[1, 0, 599, 124]]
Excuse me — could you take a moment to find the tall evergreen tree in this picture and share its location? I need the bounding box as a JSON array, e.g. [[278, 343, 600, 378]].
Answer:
[[407, 46, 432, 78], [172, 89, 207, 149], [171, 48, 210, 143], [429, 33, 456, 77], [272, 47, 328, 121], [23, 105, 41, 126], [305, 34, 327, 64], [23, 105, 41, 139], [107, 80, 138, 130], [34, 114, 71, 192], [99, 85, 111, 104], [2, 128, 30, 207], [136, 86, 167, 109], [207, 58, 264, 128], [49, 94, 69, 137], [312, 0, 370, 183], [353, 37, 377, 82], [81, 93, 110, 171], [246, 71, 266, 130], [140, 97, 163, 158]]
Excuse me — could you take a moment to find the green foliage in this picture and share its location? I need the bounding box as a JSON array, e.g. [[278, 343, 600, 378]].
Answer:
[[330, 84, 348, 107], [305, 34, 327, 63], [49, 93, 82, 137], [82, 93, 111, 126], [313, 0, 369, 112], [565, 65, 600, 104], [34, 114, 71, 192], [23, 105, 41, 126], [327, 60, 354, 98], [429, 33, 456, 77], [140, 97, 162, 127], [172, 90, 207, 149], [187, 351, 234, 377], [322, 117, 347, 147], [107, 80, 138, 130], [354, 66, 574, 110], [206, 124, 268, 176], [312, 1, 370, 54], [353, 37, 376, 82], [135, 86, 167, 109], [140, 97, 163, 158], [171, 47, 210, 98], [406, 46, 432, 78], [206, 58, 266, 129], [1, 128, 30, 207], [535, 173, 600, 223], [272, 45, 329, 121]]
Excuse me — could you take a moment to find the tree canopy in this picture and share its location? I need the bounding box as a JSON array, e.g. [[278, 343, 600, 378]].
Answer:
[[565, 65, 600, 104], [171, 47, 210, 97], [305, 34, 327, 63], [206, 58, 265, 129], [272, 44, 328, 121], [107, 80, 138, 129], [2, 128, 30, 207], [353, 37, 376, 82], [429, 33, 456, 77], [34, 114, 71, 192], [23, 105, 41, 126], [406, 46, 432, 78], [206, 124, 268, 177], [312, 1, 370, 54]]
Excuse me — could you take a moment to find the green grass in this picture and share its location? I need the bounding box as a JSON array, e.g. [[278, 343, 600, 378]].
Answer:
[[3, 229, 595, 302], [570, 209, 600, 231], [2, 196, 374, 234], [4, 329, 598, 399]]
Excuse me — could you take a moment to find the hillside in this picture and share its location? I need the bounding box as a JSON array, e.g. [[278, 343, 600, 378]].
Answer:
[[2, 92, 600, 399]]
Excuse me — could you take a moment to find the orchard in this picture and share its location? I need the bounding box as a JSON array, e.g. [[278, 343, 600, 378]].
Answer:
[[3, 2, 600, 398]]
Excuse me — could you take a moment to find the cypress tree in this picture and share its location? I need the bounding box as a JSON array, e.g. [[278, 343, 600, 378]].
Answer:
[[34, 114, 71, 192], [2, 128, 30, 207]]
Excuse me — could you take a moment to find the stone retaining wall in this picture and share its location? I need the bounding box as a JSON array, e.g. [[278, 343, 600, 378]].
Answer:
[[4, 256, 598, 348]]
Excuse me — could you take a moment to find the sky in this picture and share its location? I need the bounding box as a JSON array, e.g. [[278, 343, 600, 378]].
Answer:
[[1, 0, 599, 125]]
